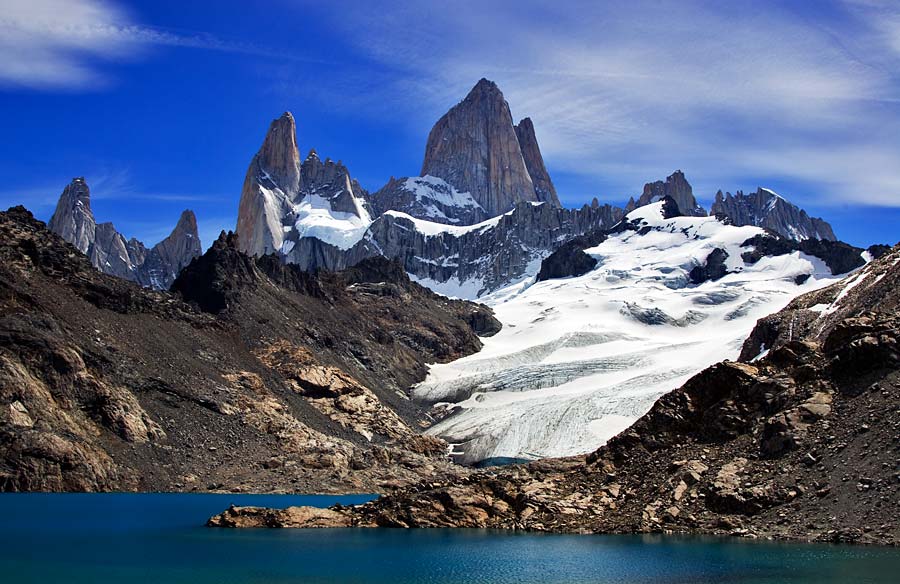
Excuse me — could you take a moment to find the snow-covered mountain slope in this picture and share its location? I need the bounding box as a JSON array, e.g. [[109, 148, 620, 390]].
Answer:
[[370, 175, 487, 225], [412, 202, 850, 465]]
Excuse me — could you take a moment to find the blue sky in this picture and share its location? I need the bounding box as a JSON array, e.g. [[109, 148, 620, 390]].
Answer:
[[1, 0, 898, 249]]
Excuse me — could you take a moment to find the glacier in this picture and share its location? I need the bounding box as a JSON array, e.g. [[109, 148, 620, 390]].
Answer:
[[412, 202, 848, 465]]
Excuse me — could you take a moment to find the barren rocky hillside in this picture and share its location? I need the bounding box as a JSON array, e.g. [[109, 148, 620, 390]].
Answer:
[[0, 207, 497, 493]]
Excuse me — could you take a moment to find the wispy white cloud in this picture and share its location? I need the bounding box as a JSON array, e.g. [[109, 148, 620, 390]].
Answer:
[[0, 0, 311, 89], [304, 0, 900, 208]]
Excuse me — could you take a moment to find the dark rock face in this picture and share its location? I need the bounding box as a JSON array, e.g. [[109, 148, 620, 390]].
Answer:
[[740, 234, 865, 276], [631, 171, 706, 217], [866, 244, 893, 260], [224, 247, 900, 546], [418, 79, 556, 219], [47, 178, 201, 289], [689, 248, 729, 284], [138, 210, 203, 289], [712, 188, 836, 242], [255, 200, 624, 298], [362, 202, 621, 295], [0, 206, 497, 493], [536, 231, 607, 281]]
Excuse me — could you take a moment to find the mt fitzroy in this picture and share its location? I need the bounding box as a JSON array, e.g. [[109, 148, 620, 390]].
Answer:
[[235, 79, 842, 298], [236, 79, 622, 296], [232, 78, 876, 466]]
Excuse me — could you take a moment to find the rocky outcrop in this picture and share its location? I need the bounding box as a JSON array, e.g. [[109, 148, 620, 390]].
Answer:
[[628, 171, 706, 217], [47, 178, 201, 290], [0, 206, 499, 493], [712, 188, 836, 241], [536, 231, 607, 281], [208, 505, 353, 528], [740, 243, 900, 362], [689, 248, 729, 284], [740, 234, 866, 276], [215, 247, 900, 545]]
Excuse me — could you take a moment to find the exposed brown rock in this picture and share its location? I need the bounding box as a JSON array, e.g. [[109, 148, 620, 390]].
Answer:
[[0, 206, 493, 493], [208, 505, 353, 528]]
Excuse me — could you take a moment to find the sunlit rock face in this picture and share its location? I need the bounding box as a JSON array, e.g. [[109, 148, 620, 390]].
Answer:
[[48, 177, 200, 289]]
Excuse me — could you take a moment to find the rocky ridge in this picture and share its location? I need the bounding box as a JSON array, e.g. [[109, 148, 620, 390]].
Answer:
[[232, 80, 842, 299], [713, 188, 836, 242], [48, 178, 201, 289], [210, 245, 900, 546], [0, 207, 497, 493]]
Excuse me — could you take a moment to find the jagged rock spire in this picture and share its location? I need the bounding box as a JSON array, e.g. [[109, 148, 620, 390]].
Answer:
[[420, 79, 543, 216], [236, 111, 371, 258], [47, 178, 201, 289], [138, 210, 203, 289], [48, 177, 95, 253], [515, 117, 560, 207], [257, 112, 301, 194], [236, 112, 303, 257]]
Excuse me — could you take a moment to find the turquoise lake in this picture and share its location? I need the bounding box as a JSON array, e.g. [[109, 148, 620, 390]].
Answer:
[[1, 493, 899, 583]]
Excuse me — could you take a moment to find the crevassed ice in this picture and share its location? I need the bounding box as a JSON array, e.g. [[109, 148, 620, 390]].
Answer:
[[413, 202, 847, 465]]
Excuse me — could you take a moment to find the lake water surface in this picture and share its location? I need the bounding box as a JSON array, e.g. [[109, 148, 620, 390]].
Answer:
[[1, 493, 898, 583]]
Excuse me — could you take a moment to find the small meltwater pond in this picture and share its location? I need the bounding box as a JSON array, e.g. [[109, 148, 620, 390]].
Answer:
[[2, 494, 899, 584]]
